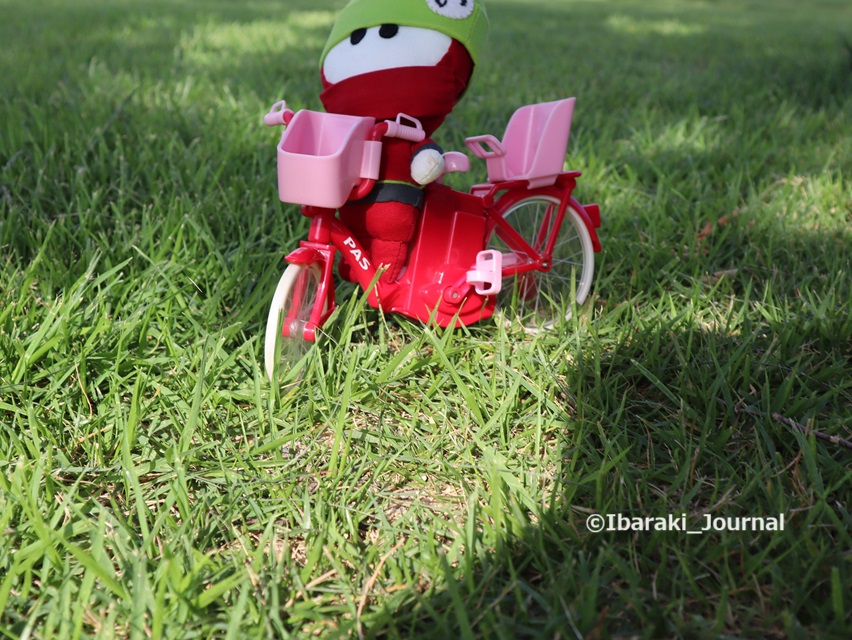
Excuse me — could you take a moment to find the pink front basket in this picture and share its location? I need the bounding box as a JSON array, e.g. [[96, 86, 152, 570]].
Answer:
[[276, 110, 378, 209], [466, 98, 575, 188]]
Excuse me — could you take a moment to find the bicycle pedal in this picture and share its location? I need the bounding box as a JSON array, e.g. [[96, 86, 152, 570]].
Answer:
[[466, 250, 503, 296]]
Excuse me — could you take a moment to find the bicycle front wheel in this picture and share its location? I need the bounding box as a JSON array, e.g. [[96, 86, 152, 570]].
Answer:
[[488, 193, 595, 331], [264, 263, 325, 381]]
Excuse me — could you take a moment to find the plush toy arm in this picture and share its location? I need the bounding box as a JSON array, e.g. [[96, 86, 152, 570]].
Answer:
[[411, 142, 445, 185]]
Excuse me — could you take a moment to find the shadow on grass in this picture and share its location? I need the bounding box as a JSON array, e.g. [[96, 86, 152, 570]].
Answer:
[[356, 315, 850, 638]]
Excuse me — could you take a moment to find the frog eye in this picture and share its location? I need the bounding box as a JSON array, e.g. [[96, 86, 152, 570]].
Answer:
[[379, 24, 399, 39], [426, 0, 475, 20]]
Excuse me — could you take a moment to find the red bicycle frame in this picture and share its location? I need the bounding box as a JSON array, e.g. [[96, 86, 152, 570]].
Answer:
[[266, 101, 602, 342], [281, 171, 601, 341]]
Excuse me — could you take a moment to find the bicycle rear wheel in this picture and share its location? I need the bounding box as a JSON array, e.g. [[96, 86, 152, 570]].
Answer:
[[264, 263, 325, 381], [488, 193, 594, 331]]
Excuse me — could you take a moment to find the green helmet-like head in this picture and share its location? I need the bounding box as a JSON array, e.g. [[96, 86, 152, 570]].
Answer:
[[321, 0, 489, 73], [319, 0, 489, 130]]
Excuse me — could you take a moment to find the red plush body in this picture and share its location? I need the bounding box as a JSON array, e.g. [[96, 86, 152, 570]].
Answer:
[[335, 137, 437, 283], [320, 38, 473, 283]]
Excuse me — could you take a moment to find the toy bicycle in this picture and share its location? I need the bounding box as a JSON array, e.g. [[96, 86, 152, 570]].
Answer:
[[262, 97, 602, 380]]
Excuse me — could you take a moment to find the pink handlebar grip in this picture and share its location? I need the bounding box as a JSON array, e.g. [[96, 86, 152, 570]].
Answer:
[[264, 100, 294, 127], [384, 121, 426, 142], [442, 151, 470, 174]]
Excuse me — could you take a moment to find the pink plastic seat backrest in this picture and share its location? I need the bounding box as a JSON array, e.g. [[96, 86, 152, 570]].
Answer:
[[491, 98, 575, 187]]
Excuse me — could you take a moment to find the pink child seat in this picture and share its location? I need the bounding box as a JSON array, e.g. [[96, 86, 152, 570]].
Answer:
[[276, 109, 381, 209], [466, 98, 575, 188]]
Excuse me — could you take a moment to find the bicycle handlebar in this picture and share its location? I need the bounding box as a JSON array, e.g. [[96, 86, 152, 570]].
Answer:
[[370, 120, 426, 142], [370, 116, 426, 143], [383, 120, 426, 142], [264, 100, 294, 127], [352, 119, 425, 200]]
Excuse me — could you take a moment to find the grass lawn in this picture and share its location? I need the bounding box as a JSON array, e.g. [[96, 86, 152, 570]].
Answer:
[[1, 0, 850, 637]]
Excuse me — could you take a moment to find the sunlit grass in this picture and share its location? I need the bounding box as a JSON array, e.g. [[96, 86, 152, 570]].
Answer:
[[606, 14, 706, 36], [177, 12, 335, 67]]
